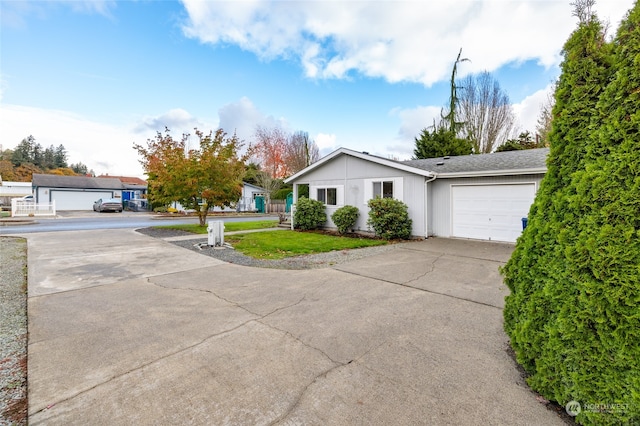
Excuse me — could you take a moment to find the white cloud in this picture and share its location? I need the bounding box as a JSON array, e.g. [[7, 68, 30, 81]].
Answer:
[[383, 105, 443, 159], [314, 133, 337, 157], [217, 97, 289, 145], [180, 0, 633, 86], [1, 0, 116, 28], [0, 98, 295, 178], [390, 105, 442, 141], [134, 108, 205, 134], [512, 83, 555, 135], [0, 104, 152, 178]]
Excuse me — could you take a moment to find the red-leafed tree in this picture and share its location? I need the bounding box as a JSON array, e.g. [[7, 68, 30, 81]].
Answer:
[[252, 126, 320, 179], [253, 125, 290, 178]]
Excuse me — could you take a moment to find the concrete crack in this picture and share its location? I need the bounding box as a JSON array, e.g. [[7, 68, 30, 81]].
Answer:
[[263, 324, 389, 425], [262, 295, 307, 319], [148, 278, 313, 321], [33, 276, 341, 418], [148, 278, 261, 317], [31, 315, 260, 417], [268, 362, 343, 426], [400, 245, 507, 264], [405, 253, 443, 285], [35, 281, 320, 416], [335, 268, 501, 310]]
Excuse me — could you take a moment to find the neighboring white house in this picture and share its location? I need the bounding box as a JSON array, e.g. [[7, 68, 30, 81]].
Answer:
[[284, 148, 549, 243], [171, 182, 266, 213], [234, 182, 266, 212], [32, 174, 124, 210], [0, 179, 33, 206]]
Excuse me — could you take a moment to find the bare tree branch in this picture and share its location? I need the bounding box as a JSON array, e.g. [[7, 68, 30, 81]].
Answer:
[[458, 72, 516, 153]]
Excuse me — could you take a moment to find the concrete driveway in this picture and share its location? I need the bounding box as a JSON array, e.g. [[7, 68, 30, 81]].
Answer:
[[25, 229, 565, 425]]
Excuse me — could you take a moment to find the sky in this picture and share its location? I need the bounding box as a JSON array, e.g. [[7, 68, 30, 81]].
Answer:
[[0, 0, 635, 179]]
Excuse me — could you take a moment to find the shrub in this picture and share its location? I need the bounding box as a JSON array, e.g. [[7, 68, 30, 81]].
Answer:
[[367, 197, 412, 240], [331, 205, 359, 234], [293, 197, 326, 231], [502, 5, 640, 424], [272, 187, 293, 200], [153, 206, 168, 213]]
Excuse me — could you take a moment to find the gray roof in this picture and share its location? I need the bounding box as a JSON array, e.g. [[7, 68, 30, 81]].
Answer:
[[32, 174, 124, 189], [401, 147, 549, 176]]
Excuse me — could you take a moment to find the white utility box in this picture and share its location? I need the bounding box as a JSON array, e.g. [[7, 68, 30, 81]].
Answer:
[[207, 220, 224, 247]]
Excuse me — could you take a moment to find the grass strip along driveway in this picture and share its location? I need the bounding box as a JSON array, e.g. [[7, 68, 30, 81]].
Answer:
[[157, 220, 279, 234], [156, 222, 388, 260]]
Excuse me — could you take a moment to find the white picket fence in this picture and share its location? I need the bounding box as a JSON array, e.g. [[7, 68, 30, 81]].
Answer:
[[11, 199, 56, 217]]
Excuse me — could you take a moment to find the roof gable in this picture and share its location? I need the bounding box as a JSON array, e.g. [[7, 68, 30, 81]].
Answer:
[[286, 147, 549, 182], [243, 182, 267, 192], [285, 148, 435, 183]]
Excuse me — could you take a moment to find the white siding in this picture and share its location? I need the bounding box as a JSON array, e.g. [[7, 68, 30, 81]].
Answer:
[[46, 189, 120, 210], [294, 155, 427, 236]]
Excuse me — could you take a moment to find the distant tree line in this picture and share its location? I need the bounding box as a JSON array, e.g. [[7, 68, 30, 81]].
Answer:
[[0, 135, 93, 182]]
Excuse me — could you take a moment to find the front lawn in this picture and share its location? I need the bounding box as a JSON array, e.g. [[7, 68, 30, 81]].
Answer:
[[156, 220, 278, 234], [226, 230, 387, 260]]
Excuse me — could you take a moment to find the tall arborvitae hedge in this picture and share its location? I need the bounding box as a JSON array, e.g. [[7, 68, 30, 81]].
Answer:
[[502, 2, 639, 424], [503, 13, 613, 373]]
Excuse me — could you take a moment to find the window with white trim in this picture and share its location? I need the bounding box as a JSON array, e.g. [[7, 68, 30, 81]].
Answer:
[[364, 177, 403, 203], [317, 187, 337, 205], [372, 180, 394, 198]]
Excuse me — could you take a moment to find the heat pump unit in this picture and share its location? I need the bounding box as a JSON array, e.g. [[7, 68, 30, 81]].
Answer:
[[207, 220, 224, 247]]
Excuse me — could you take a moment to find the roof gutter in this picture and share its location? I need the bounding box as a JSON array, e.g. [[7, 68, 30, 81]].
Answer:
[[436, 167, 547, 179]]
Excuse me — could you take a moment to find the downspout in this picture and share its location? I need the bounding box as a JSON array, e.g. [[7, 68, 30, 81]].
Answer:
[[424, 174, 437, 239]]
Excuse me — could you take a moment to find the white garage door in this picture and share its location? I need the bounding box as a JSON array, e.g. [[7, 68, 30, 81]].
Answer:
[[51, 190, 114, 211], [452, 184, 536, 243]]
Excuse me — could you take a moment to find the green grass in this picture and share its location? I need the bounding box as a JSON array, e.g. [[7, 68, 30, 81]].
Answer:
[[226, 230, 387, 260], [157, 220, 278, 234]]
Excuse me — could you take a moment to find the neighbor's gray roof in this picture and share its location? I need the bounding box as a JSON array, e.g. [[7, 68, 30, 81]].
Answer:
[[32, 174, 125, 189], [401, 147, 549, 177]]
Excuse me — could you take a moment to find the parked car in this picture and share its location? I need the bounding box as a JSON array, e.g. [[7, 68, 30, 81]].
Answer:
[[21, 195, 34, 202], [93, 198, 123, 213]]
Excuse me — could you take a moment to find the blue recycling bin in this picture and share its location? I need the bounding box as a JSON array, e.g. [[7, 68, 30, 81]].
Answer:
[[521, 217, 528, 230]]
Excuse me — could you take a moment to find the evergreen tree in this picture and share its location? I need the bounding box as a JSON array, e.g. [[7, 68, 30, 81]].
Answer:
[[502, 2, 639, 423], [32, 143, 43, 168], [54, 144, 68, 168], [495, 131, 538, 152], [11, 136, 36, 166], [413, 121, 472, 159], [43, 145, 56, 169], [70, 162, 89, 175]]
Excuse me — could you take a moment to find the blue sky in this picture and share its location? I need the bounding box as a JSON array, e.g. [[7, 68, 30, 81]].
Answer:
[[0, 0, 634, 178]]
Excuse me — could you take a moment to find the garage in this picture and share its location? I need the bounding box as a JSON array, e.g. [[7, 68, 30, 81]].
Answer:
[[51, 190, 115, 211], [451, 183, 536, 242], [32, 174, 124, 211]]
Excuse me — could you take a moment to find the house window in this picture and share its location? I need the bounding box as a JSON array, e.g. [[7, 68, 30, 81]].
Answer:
[[373, 181, 393, 198], [317, 188, 337, 205]]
